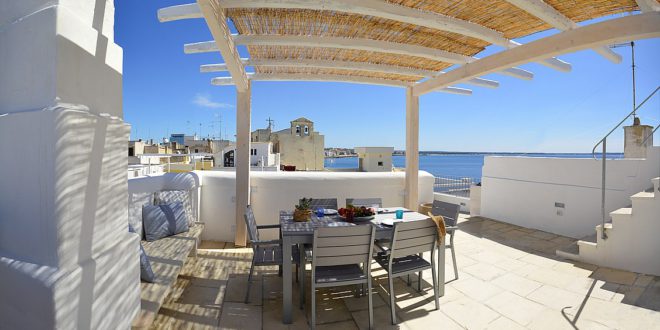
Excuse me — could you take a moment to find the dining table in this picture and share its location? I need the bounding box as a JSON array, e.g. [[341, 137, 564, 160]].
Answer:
[[279, 208, 446, 324]]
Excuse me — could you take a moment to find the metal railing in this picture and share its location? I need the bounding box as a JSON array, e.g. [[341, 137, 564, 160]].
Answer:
[[433, 175, 480, 197], [591, 86, 659, 240]]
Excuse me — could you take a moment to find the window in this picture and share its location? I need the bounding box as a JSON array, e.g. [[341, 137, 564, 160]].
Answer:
[[378, 161, 384, 167], [295, 125, 301, 136], [251, 148, 257, 156], [194, 148, 199, 153], [128, 147, 134, 156], [304, 125, 309, 135]]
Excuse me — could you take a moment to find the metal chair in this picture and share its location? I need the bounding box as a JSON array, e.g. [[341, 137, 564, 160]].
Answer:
[[244, 205, 303, 304], [311, 225, 376, 330], [302, 198, 338, 210], [346, 198, 382, 208], [375, 219, 439, 325], [431, 200, 460, 279]]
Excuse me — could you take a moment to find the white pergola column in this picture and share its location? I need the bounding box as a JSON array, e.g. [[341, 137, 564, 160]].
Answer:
[[234, 81, 251, 246], [0, 1, 139, 328], [405, 86, 420, 210]]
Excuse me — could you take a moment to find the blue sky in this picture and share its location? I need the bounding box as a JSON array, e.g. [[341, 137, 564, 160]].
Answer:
[[116, 1, 659, 152]]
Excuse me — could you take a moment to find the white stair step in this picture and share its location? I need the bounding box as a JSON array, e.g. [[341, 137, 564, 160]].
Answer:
[[577, 240, 597, 248], [632, 191, 654, 199], [610, 207, 632, 225], [631, 191, 656, 209]]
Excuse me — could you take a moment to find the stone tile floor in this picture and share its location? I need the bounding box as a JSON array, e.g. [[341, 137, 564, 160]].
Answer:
[[151, 216, 660, 329]]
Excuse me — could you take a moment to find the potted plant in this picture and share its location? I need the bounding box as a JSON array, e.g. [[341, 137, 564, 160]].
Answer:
[[293, 198, 313, 222]]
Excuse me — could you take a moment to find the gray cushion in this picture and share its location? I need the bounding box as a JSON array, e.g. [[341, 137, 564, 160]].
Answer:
[[129, 224, 155, 283], [128, 192, 154, 239], [155, 190, 195, 226], [142, 202, 189, 242]]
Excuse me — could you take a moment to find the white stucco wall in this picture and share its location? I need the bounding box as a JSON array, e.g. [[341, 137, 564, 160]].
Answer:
[[1, 2, 137, 328], [480, 147, 660, 238], [196, 171, 435, 242], [0, 105, 139, 329], [1, 0, 123, 117]]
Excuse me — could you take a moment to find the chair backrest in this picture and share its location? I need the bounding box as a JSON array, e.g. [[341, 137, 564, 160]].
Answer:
[[389, 219, 437, 259], [431, 200, 460, 227], [244, 205, 259, 243], [304, 198, 338, 210], [312, 225, 375, 268], [346, 198, 382, 208]]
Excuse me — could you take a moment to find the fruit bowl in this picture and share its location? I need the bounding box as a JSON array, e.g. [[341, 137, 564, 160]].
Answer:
[[338, 205, 376, 222]]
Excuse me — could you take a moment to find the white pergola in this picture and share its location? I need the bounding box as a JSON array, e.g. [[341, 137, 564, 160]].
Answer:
[[158, 0, 660, 247]]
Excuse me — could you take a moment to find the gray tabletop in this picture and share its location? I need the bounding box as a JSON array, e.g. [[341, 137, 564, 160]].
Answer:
[[280, 209, 430, 236]]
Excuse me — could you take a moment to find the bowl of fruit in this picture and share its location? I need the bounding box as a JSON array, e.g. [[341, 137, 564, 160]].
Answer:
[[338, 205, 376, 222]]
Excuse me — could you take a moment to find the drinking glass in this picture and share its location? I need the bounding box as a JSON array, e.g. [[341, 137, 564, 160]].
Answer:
[[395, 209, 404, 220], [316, 207, 325, 218]]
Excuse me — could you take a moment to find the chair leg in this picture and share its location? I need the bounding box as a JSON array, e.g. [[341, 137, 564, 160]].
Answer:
[[407, 274, 411, 286], [367, 278, 374, 330], [311, 285, 316, 330], [245, 259, 255, 304], [450, 234, 458, 280], [299, 264, 304, 310], [417, 271, 422, 292], [431, 256, 439, 310], [388, 275, 397, 325]]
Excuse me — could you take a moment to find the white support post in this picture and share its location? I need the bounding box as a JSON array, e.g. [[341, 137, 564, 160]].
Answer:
[[405, 87, 420, 210], [234, 81, 251, 246]]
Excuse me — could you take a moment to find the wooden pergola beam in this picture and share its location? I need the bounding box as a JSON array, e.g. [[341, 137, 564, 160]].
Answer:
[[234, 35, 473, 64], [211, 74, 474, 95], [196, 0, 248, 92], [504, 0, 622, 63], [158, 3, 202, 22], [413, 12, 660, 96], [201, 58, 501, 88]]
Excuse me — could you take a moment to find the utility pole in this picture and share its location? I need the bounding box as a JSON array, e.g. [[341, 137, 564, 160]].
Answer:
[[610, 41, 637, 122], [267, 117, 275, 130]]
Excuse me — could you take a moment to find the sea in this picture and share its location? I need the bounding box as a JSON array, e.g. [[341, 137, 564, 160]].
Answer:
[[324, 153, 624, 179]]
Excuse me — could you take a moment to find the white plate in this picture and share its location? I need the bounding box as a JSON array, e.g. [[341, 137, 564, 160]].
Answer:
[[324, 209, 338, 215], [380, 219, 398, 226]]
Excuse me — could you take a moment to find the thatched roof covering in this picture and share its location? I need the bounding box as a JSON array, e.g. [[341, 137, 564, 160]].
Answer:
[[226, 0, 639, 85]]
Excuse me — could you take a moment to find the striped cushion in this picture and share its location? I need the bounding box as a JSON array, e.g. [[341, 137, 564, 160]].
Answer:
[[142, 202, 189, 242], [155, 190, 195, 226], [128, 224, 155, 283]]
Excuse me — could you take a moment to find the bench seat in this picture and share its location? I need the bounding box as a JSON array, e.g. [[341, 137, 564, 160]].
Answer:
[[131, 223, 204, 329]]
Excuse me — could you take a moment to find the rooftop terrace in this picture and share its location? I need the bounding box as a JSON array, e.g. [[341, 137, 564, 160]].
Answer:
[[151, 215, 660, 329]]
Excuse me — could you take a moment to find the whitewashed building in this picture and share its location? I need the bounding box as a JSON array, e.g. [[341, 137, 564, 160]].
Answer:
[[355, 147, 394, 172]]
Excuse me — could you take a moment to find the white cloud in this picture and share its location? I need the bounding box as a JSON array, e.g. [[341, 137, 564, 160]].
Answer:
[[192, 93, 233, 109]]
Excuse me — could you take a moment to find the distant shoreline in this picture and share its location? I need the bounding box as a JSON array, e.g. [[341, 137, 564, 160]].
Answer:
[[325, 152, 624, 159]]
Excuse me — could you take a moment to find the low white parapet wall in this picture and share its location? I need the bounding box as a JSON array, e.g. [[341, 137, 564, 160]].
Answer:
[[480, 147, 660, 238], [197, 171, 435, 242]]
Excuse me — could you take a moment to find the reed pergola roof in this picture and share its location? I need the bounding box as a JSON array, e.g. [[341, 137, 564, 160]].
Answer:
[[156, 0, 660, 285], [159, 0, 655, 95]]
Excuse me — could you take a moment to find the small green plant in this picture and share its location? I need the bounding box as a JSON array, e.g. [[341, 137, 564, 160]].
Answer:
[[296, 198, 313, 211]]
